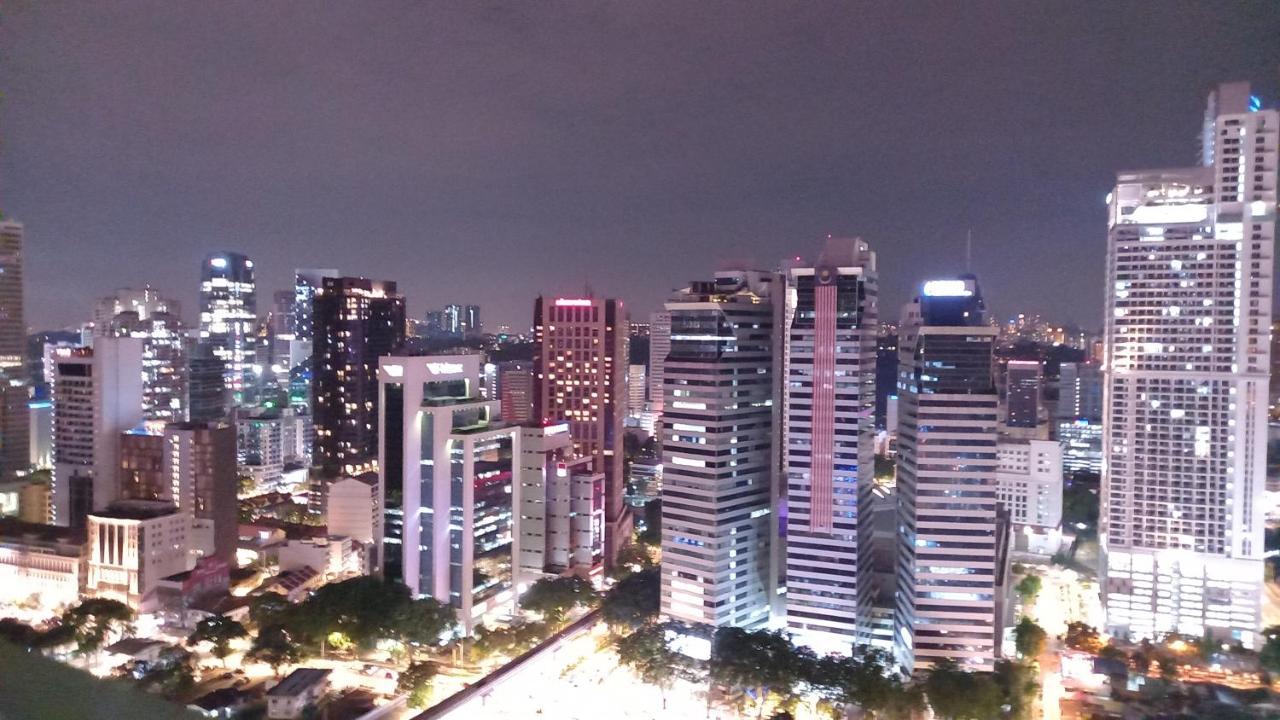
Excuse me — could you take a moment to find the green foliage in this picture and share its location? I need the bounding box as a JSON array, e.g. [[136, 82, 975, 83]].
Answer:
[[1062, 471, 1100, 534], [397, 660, 439, 708], [922, 659, 1004, 720], [135, 646, 197, 700], [873, 454, 895, 480], [636, 500, 662, 546], [1260, 625, 1280, 674], [247, 592, 291, 629], [613, 622, 697, 706], [0, 618, 41, 649], [60, 598, 134, 658], [1014, 573, 1042, 601], [519, 575, 597, 626], [472, 621, 549, 660], [1063, 621, 1105, 654], [992, 660, 1038, 720], [611, 543, 656, 579], [601, 568, 659, 632], [710, 627, 813, 715], [249, 624, 305, 675], [187, 616, 248, 665], [1013, 618, 1047, 659], [809, 647, 915, 718]]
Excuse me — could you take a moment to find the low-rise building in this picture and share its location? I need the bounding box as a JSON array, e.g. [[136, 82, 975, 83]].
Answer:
[[325, 474, 380, 549], [0, 519, 86, 610], [267, 668, 331, 720], [277, 536, 367, 581], [85, 500, 195, 610]]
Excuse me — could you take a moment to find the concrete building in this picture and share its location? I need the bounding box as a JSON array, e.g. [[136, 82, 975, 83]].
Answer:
[[996, 438, 1063, 528], [86, 500, 195, 610], [0, 519, 85, 611], [326, 474, 380, 548], [51, 340, 144, 528], [1101, 82, 1275, 647], [514, 422, 603, 592], [266, 668, 331, 720], [0, 220, 28, 482], [895, 276, 1002, 672], [292, 269, 338, 345], [1004, 360, 1042, 429], [782, 239, 878, 653], [498, 362, 533, 424], [533, 296, 629, 568], [311, 277, 405, 502], [198, 252, 256, 401], [378, 355, 518, 632], [659, 269, 782, 630], [1057, 419, 1103, 475], [28, 397, 52, 471], [627, 364, 646, 419], [94, 287, 188, 422], [1057, 361, 1103, 421], [648, 311, 670, 415]]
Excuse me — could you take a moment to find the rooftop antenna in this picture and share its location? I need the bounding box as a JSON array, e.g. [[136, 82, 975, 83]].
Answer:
[[965, 228, 973, 272]]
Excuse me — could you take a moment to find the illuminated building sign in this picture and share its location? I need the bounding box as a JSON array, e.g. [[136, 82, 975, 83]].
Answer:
[[922, 280, 973, 297]]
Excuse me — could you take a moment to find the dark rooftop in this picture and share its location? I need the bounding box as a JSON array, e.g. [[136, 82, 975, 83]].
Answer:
[[93, 500, 180, 521], [267, 668, 331, 697]]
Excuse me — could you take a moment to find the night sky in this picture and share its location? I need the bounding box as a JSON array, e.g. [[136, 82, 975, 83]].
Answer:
[[2, 2, 1278, 332]]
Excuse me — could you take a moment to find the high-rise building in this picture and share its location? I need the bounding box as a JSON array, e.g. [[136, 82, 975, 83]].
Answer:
[[895, 276, 1002, 672], [443, 304, 463, 335], [95, 287, 188, 422], [50, 340, 144, 527], [1057, 419, 1103, 475], [659, 269, 782, 629], [626, 364, 646, 419], [119, 420, 238, 563], [1057, 361, 1103, 421], [311, 277, 406, 494], [464, 305, 481, 335], [648, 311, 670, 414], [199, 252, 257, 401], [187, 343, 228, 423], [1101, 82, 1275, 647], [377, 355, 518, 631], [0, 220, 28, 482], [1004, 360, 1042, 429], [514, 422, 603, 590], [293, 269, 338, 342], [498, 362, 533, 424], [782, 238, 878, 653], [533, 296, 630, 567]]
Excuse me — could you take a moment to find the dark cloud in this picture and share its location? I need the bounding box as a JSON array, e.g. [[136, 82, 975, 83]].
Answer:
[[2, 1, 1278, 330]]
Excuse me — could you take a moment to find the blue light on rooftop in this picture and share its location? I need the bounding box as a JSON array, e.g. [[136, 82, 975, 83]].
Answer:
[[1249, 95, 1262, 112]]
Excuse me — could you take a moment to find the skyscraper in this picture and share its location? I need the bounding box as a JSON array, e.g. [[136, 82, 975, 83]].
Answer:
[[293, 268, 338, 344], [1004, 360, 1042, 429], [782, 238, 878, 653], [1057, 361, 1103, 421], [0, 220, 28, 482], [95, 287, 188, 422], [648, 311, 670, 414], [199, 252, 257, 401], [894, 276, 1002, 672], [1101, 82, 1275, 647], [498, 362, 533, 424], [464, 305, 481, 335], [659, 269, 782, 629], [533, 296, 630, 567], [378, 355, 518, 631], [50, 339, 144, 527], [311, 277, 405, 487], [187, 343, 229, 423]]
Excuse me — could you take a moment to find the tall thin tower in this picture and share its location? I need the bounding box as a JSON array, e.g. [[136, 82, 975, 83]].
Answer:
[[782, 237, 878, 653], [0, 219, 28, 481], [1102, 82, 1276, 647]]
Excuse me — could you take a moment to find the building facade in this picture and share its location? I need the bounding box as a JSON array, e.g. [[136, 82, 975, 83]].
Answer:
[[996, 438, 1063, 529], [199, 252, 257, 401], [659, 270, 782, 629], [533, 296, 630, 568], [895, 276, 1002, 672], [782, 239, 878, 653], [0, 220, 28, 482], [1101, 82, 1275, 647], [1004, 360, 1041, 429], [95, 287, 188, 422], [514, 423, 603, 591]]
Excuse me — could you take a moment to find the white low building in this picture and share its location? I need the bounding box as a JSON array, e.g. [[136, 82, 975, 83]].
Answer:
[[0, 520, 85, 611], [86, 500, 195, 610]]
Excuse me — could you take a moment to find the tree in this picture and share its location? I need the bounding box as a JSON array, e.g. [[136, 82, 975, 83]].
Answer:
[[710, 627, 810, 719], [0, 618, 41, 649], [809, 648, 906, 718], [249, 624, 304, 676], [1260, 625, 1280, 674], [614, 622, 692, 710], [188, 615, 248, 667], [61, 598, 134, 660], [1063, 621, 1105, 654], [637, 500, 662, 546], [471, 621, 548, 660], [390, 597, 457, 652], [1014, 574, 1042, 602], [992, 660, 1038, 720], [520, 576, 597, 626], [611, 543, 656, 579], [601, 568, 660, 632], [397, 660, 439, 708], [922, 659, 1004, 720], [247, 592, 292, 629], [1014, 618, 1047, 659]]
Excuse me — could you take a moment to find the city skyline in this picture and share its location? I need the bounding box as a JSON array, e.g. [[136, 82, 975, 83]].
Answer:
[[3, 4, 1278, 332]]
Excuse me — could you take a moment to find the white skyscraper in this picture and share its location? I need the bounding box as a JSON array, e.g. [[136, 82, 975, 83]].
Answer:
[[894, 276, 1002, 672], [94, 287, 188, 422], [782, 238, 878, 653], [1102, 82, 1276, 647], [659, 269, 783, 629]]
